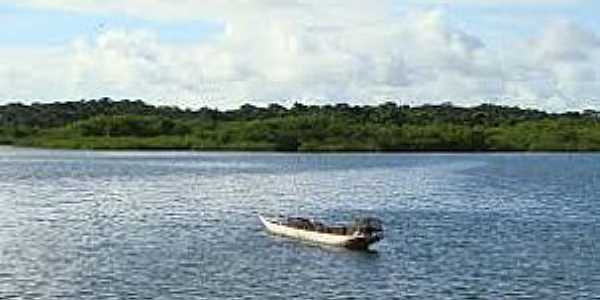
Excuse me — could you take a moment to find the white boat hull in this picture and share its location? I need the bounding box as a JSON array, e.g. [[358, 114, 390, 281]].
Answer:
[[259, 215, 375, 250]]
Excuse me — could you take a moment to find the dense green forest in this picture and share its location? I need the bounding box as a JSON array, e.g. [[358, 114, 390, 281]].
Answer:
[[1, 97, 600, 151]]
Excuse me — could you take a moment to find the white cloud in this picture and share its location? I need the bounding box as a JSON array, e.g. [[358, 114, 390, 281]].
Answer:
[[0, 47, 72, 100], [501, 20, 600, 110], [1, 1, 599, 111]]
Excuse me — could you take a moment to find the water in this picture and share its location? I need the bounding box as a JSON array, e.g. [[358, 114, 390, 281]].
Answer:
[[1, 147, 599, 299]]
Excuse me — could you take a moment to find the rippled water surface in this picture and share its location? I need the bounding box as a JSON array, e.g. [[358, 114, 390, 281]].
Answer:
[[1, 147, 600, 299]]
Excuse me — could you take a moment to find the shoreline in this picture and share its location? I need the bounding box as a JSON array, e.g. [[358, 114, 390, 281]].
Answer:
[[3, 144, 600, 154]]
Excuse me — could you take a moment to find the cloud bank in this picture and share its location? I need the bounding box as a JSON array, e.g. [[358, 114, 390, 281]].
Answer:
[[1, 0, 599, 111]]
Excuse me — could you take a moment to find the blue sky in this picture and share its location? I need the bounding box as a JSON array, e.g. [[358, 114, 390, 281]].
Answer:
[[2, 1, 598, 47], [1, 0, 599, 111], [0, 3, 222, 46]]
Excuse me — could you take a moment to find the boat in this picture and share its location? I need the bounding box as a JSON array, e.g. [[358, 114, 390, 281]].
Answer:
[[259, 215, 383, 250]]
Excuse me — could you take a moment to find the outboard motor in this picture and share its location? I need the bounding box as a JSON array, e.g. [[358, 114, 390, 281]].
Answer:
[[351, 217, 384, 241]]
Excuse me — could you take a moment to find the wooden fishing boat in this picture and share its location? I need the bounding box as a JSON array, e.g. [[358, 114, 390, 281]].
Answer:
[[259, 215, 383, 250]]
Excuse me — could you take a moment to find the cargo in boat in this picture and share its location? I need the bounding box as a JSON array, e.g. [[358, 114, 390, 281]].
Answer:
[[259, 215, 383, 250]]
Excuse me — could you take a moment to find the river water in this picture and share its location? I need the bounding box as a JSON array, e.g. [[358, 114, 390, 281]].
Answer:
[[1, 147, 599, 299]]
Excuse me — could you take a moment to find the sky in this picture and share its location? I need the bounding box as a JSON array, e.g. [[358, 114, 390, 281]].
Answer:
[[0, 0, 599, 111]]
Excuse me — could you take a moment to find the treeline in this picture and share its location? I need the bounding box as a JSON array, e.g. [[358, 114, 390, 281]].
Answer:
[[1, 98, 600, 151]]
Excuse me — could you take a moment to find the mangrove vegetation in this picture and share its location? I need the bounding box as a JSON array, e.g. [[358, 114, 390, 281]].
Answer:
[[1, 98, 600, 151]]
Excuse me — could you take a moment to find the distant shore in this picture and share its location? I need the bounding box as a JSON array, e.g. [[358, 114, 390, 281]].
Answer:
[[2, 98, 600, 152]]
